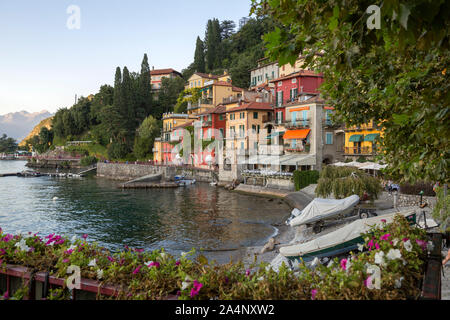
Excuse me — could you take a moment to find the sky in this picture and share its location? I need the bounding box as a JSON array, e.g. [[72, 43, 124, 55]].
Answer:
[[0, 0, 252, 115]]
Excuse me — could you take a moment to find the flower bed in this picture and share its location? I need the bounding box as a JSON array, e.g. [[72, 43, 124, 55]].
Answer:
[[0, 215, 437, 300]]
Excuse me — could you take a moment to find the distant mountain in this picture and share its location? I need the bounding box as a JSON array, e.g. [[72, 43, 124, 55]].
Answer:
[[0, 110, 53, 142], [19, 116, 54, 147]]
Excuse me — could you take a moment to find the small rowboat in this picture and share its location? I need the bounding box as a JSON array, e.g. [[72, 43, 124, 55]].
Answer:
[[279, 210, 417, 264]]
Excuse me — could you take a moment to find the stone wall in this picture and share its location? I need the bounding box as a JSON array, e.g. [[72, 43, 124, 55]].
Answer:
[[97, 163, 217, 182], [397, 193, 437, 209], [243, 175, 295, 191]]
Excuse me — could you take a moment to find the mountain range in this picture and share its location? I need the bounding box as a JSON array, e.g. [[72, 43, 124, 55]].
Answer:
[[0, 110, 54, 142]]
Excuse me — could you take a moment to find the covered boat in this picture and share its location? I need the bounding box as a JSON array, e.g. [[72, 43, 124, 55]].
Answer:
[[288, 195, 361, 227], [280, 210, 416, 263]]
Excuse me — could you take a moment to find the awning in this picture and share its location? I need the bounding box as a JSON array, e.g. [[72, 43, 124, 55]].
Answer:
[[349, 134, 363, 142], [364, 133, 380, 142], [283, 129, 311, 140], [266, 131, 285, 139], [288, 106, 310, 112]]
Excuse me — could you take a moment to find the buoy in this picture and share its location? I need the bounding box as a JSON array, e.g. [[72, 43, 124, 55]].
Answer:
[[52, 197, 59, 201]]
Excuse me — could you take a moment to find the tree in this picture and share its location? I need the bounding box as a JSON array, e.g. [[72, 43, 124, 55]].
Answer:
[[155, 77, 186, 117], [0, 134, 17, 153], [137, 54, 153, 119], [220, 20, 236, 39], [193, 37, 206, 73], [251, 0, 449, 184], [205, 19, 222, 71], [133, 115, 160, 159], [315, 166, 382, 200]]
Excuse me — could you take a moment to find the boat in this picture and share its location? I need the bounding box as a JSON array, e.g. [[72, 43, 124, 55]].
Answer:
[[279, 210, 417, 264], [17, 170, 41, 177], [176, 179, 196, 186], [286, 195, 368, 232]]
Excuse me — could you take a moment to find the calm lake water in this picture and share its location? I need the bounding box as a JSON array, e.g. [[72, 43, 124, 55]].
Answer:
[[0, 161, 290, 261]]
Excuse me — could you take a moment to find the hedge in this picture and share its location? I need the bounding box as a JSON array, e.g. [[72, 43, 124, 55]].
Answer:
[[399, 182, 436, 197], [293, 170, 320, 191]]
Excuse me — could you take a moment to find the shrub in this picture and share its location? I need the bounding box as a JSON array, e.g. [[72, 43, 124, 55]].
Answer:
[[80, 156, 98, 167], [107, 142, 129, 160], [399, 182, 436, 197], [293, 170, 320, 191]]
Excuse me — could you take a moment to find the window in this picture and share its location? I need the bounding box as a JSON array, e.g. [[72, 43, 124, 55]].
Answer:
[[277, 91, 283, 107], [219, 114, 224, 121], [240, 142, 245, 150], [240, 112, 245, 119], [292, 78, 297, 83], [252, 124, 256, 133], [230, 126, 236, 137], [290, 88, 298, 100], [219, 128, 224, 138], [278, 81, 283, 87], [272, 71, 275, 79], [239, 125, 245, 137], [254, 142, 258, 150], [253, 112, 258, 119], [326, 132, 333, 145]]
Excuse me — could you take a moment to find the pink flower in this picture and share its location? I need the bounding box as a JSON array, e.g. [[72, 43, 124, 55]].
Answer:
[[380, 233, 391, 241], [0, 248, 6, 255], [402, 238, 409, 242], [416, 239, 427, 251], [65, 249, 74, 255], [132, 266, 141, 274], [364, 276, 372, 288], [190, 280, 203, 298], [82, 234, 88, 239], [2, 234, 13, 242], [375, 242, 380, 250], [107, 256, 115, 262], [134, 248, 144, 253], [246, 269, 251, 277], [3, 291, 9, 300], [29, 247, 35, 253], [381, 219, 386, 223], [146, 261, 160, 268], [63, 259, 69, 263], [340, 259, 347, 270], [311, 289, 318, 300], [175, 261, 181, 266]]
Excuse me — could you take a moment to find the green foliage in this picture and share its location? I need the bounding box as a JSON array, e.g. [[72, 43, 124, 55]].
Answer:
[[293, 170, 319, 191], [399, 182, 436, 197], [133, 115, 160, 159], [107, 142, 130, 160], [154, 77, 186, 117], [432, 186, 449, 232], [175, 88, 202, 114], [0, 134, 18, 153], [0, 215, 428, 300], [193, 36, 206, 73], [80, 156, 98, 166], [251, 0, 450, 184], [316, 166, 382, 199]]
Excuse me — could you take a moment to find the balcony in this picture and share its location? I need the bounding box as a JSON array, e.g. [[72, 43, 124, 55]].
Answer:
[[201, 98, 213, 105], [284, 144, 310, 154], [258, 144, 284, 156], [344, 147, 377, 155], [187, 101, 201, 111], [284, 119, 310, 129], [262, 115, 273, 123]]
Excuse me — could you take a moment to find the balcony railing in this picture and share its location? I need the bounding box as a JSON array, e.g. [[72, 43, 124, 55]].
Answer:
[[284, 119, 310, 129], [284, 144, 310, 153], [201, 98, 213, 105], [344, 147, 377, 155], [187, 101, 201, 110]]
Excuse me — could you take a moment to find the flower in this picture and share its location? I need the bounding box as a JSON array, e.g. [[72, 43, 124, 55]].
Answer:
[[97, 269, 104, 280], [380, 233, 391, 241], [0, 248, 5, 255], [340, 259, 347, 271], [64, 249, 74, 255], [327, 260, 334, 268], [393, 238, 400, 246], [311, 257, 320, 267], [14, 239, 30, 252], [132, 266, 141, 274], [364, 276, 372, 289], [395, 277, 404, 289], [82, 234, 88, 239], [357, 243, 364, 252], [190, 280, 203, 298], [88, 259, 97, 267], [416, 239, 427, 251], [403, 240, 413, 252], [181, 281, 190, 290], [386, 249, 402, 261], [375, 242, 380, 250], [71, 235, 77, 243], [144, 261, 160, 268], [311, 289, 318, 300], [381, 219, 386, 223], [245, 269, 251, 277], [62, 258, 69, 263], [175, 261, 181, 266], [374, 251, 386, 266]]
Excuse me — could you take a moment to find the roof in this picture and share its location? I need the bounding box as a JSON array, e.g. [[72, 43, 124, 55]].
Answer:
[[270, 70, 323, 83], [193, 72, 220, 80], [150, 68, 182, 76], [173, 121, 194, 130], [196, 105, 228, 116], [227, 102, 274, 113], [283, 94, 325, 107]]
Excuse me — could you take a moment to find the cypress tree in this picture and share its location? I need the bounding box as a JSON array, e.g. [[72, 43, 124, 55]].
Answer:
[[193, 37, 205, 73], [113, 67, 122, 113], [138, 53, 152, 119], [205, 20, 215, 71]]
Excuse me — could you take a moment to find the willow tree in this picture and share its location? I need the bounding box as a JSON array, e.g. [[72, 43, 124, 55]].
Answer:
[[315, 166, 382, 200]]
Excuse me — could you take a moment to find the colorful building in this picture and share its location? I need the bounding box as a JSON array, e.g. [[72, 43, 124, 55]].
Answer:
[[344, 120, 383, 160], [250, 57, 279, 89], [150, 68, 182, 91]]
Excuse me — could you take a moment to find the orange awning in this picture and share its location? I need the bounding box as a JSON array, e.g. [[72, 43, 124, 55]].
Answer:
[[283, 129, 311, 140], [324, 106, 335, 110], [289, 106, 310, 112]]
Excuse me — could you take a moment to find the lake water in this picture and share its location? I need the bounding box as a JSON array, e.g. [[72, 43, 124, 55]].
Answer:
[[0, 161, 290, 261]]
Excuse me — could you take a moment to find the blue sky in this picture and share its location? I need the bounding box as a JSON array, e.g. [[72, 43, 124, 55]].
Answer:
[[0, 0, 252, 115]]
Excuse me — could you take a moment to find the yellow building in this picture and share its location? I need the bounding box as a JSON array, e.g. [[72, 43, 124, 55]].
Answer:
[[161, 113, 198, 142], [225, 102, 273, 154], [186, 71, 232, 90], [344, 120, 383, 160], [278, 53, 323, 77]]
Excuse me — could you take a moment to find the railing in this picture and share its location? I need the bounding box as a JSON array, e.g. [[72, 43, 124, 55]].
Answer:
[[187, 102, 200, 110], [284, 144, 310, 153], [284, 119, 310, 129], [344, 147, 377, 155], [201, 98, 213, 105]]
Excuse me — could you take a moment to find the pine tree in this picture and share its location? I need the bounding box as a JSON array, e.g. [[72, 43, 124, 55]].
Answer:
[[193, 37, 205, 73], [113, 67, 122, 111]]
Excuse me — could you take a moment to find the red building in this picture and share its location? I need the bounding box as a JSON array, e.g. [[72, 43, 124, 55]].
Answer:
[[197, 105, 227, 140], [271, 70, 324, 124]]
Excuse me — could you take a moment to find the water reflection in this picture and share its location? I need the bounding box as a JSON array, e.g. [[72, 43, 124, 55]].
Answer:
[[0, 161, 290, 257]]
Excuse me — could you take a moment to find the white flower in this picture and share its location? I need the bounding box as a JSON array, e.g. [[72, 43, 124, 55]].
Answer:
[[386, 249, 402, 261], [97, 269, 104, 280], [68, 245, 77, 251], [88, 259, 97, 267], [426, 241, 434, 252], [160, 252, 167, 260], [327, 260, 334, 268], [15, 239, 30, 252], [257, 276, 264, 281], [403, 240, 412, 252], [181, 252, 188, 258], [394, 277, 404, 289], [392, 238, 399, 246], [311, 257, 320, 267], [374, 251, 386, 266], [71, 236, 77, 243], [357, 243, 364, 252], [181, 281, 190, 290]]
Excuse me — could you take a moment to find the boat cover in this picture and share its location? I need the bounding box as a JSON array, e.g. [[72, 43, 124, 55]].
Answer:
[[289, 195, 360, 227], [280, 210, 416, 257]]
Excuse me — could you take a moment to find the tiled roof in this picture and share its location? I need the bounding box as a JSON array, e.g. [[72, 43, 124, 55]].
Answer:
[[150, 68, 182, 76], [270, 70, 323, 82], [226, 102, 274, 113], [173, 121, 194, 130], [196, 105, 228, 116], [194, 72, 220, 79]]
